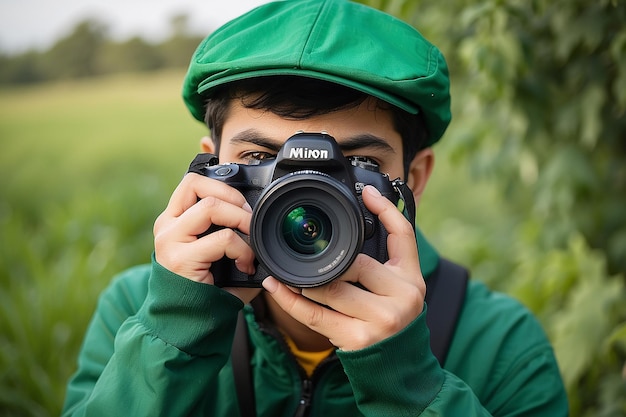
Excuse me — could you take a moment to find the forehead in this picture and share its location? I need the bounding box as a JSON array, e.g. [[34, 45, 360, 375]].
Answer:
[[221, 97, 403, 151]]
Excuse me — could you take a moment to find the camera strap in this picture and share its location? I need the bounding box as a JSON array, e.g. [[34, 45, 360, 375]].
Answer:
[[231, 258, 469, 417], [392, 179, 417, 226], [187, 153, 219, 175]]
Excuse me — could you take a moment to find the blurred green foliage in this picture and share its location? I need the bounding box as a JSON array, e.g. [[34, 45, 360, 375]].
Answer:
[[0, 71, 205, 416], [0, 15, 204, 85]]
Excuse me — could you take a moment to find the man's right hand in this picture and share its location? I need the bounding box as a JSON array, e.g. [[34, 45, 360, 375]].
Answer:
[[153, 173, 261, 303]]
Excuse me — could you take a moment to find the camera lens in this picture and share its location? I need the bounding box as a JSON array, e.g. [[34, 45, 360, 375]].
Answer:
[[282, 205, 331, 255], [250, 171, 364, 288]]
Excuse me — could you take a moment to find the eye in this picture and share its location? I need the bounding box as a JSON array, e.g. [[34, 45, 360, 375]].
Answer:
[[241, 151, 276, 162]]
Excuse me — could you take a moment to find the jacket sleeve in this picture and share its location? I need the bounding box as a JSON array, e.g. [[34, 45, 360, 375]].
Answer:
[[61, 256, 243, 417], [336, 287, 569, 417]]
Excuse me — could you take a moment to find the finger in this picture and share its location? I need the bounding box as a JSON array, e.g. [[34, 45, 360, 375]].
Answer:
[[340, 253, 424, 296], [198, 228, 256, 273], [164, 173, 251, 217], [301, 277, 382, 320], [155, 227, 256, 281], [362, 185, 420, 271], [304, 255, 423, 309], [263, 276, 405, 350], [262, 276, 347, 337], [173, 195, 253, 238], [325, 254, 397, 296]]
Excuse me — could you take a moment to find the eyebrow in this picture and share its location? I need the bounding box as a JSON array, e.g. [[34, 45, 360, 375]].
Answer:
[[339, 134, 395, 155], [229, 129, 284, 152], [228, 129, 396, 155]]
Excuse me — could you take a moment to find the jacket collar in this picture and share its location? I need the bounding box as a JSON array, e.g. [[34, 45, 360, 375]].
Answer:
[[415, 226, 439, 280]]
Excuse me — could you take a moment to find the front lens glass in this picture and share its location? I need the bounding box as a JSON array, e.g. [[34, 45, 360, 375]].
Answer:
[[282, 205, 332, 255]]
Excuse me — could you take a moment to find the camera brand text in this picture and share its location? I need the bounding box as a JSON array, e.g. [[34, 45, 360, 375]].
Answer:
[[289, 147, 329, 159]]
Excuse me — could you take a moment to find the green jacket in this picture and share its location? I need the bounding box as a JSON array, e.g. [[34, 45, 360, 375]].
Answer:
[[62, 230, 568, 416]]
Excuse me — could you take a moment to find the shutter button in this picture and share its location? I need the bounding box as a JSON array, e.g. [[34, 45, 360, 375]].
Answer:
[[215, 167, 232, 176]]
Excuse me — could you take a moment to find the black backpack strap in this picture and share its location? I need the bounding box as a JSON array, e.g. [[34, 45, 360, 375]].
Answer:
[[424, 258, 469, 366], [232, 310, 256, 417]]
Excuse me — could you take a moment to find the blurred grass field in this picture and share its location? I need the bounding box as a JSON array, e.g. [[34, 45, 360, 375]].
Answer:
[[0, 70, 503, 416]]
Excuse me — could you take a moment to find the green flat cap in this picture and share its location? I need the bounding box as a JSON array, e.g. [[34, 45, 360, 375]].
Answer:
[[182, 0, 451, 146]]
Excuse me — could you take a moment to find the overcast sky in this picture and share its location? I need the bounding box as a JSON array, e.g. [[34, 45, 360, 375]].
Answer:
[[0, 0, 271, 53]]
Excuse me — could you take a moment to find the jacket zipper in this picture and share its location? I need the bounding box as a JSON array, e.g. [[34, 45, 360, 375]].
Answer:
[[294, 379, 313, 417], [257, 323, 339, 417], [291, 345, 340, 417]]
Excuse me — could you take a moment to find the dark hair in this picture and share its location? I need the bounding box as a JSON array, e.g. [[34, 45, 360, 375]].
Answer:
[[204, 76, 428, 179]]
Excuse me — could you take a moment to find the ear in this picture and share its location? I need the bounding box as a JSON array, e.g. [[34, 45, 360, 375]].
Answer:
[[406, 148, 435, 207], [200, 136, 216, 154]]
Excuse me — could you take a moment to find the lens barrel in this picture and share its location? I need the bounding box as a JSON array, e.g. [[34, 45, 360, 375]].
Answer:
[[250, 171, 364, 287]]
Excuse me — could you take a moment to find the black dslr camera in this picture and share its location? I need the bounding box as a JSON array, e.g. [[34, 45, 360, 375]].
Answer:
[[187, 132, 416, 288]]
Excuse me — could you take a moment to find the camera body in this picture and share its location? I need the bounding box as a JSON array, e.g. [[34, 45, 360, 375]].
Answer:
[[187, 132, 416, 288]]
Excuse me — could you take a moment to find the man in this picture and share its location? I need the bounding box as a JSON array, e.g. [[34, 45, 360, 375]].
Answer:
[[62, 0, 568, 415]]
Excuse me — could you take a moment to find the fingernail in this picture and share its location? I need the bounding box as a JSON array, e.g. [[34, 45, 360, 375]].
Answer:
[[242, 202, 253, 213], [365, 185, 381, 197], [262, 276, 278, 293]]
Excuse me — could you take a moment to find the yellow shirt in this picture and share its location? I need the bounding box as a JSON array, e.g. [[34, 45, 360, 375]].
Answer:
[[282, 334, 335, 377]]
